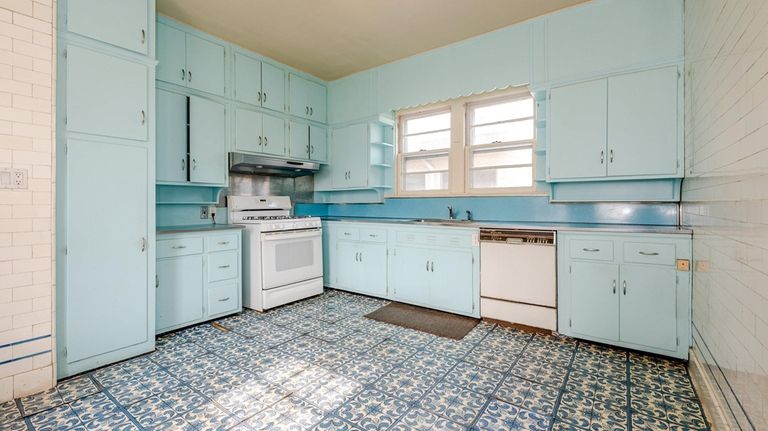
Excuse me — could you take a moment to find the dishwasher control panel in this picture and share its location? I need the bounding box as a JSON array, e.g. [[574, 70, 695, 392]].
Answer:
[[479, 229, 555, 245]]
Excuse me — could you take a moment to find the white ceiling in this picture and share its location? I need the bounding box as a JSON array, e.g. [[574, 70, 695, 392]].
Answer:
[[156, 0, 590, 81]]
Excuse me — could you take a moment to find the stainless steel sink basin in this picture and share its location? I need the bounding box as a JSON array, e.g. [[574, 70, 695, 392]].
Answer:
[[410, 219, 474, 225]]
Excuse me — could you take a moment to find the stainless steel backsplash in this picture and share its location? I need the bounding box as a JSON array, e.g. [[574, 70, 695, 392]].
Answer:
[[226, 173, 314, 203]]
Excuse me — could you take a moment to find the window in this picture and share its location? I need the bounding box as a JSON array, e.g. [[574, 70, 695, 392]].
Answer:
[[396, 89, 537, 196], [398, 109, 451, 192], [467, 94, 535, 190]]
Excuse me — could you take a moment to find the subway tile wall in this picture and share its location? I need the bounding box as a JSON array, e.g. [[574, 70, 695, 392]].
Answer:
[[683, 0, 768, 429], [0, 0, 56, 402]]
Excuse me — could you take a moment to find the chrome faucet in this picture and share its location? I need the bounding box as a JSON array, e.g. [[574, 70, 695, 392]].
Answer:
[[466, 210, 473, 221], [447, 205, 456, 220]]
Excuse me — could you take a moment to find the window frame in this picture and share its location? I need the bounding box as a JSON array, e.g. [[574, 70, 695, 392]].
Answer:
[[395, 88, 543, 197], [396, 105, 455, 196]]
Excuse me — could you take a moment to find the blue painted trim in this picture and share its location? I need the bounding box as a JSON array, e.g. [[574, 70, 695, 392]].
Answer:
[[0, 334, 51, 349], [0, 350, 51, 366]]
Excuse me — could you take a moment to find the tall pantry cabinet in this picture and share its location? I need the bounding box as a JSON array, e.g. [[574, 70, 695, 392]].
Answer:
[[56, 0, 157, 378]]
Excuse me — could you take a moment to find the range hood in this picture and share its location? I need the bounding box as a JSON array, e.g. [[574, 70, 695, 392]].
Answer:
[[229, 152, 320, 177]]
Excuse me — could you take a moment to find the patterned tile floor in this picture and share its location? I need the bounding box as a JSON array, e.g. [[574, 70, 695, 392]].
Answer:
[[1, 290, 710, 431]]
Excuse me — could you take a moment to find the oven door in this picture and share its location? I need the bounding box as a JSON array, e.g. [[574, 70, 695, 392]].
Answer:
[[260, 228, 323, 290]]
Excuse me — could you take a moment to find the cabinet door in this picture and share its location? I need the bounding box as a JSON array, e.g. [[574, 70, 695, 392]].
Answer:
[[66, 45, 148, 141], [67, 0, 148, 54], [549, 79, 607, 180], [156, 90, 188, 182], [331, 124, 368, 188], [309, 124, 328, 162], [189, 96, 226, 184], [157, 22, 186, 86], [64, 139, 150, 367], [619, 264, 678, 351], [156, 255, 204, 331], [288, 73, 309, 119], [288, 122, 309, 160], [607, 67, 679, 177], [389, 246, 430, 305], [335, 241, 359, 290], [430, 249, 474, 315], [233, 52, 262, 106], [569, 261, 619, 341], [358, 242, 387, 297], [185, 34, 226, 97], [261, 113, 286, 157], [261, 62, 286, 112], [234, 108, 263, 153], [307, 80, 327, 123]]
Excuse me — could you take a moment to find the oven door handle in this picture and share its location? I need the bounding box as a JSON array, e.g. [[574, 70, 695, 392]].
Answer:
[[261, 228, 321, 241]]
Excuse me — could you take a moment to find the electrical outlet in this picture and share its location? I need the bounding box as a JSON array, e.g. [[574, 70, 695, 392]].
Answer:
[[0, 168, 27, 189], [209, 206, 217, 218], [200, 206, 209, 219]]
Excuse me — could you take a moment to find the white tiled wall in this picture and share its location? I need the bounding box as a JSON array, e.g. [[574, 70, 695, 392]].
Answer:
[[683, 0, 768, 429], [0, 0, 55, 402]]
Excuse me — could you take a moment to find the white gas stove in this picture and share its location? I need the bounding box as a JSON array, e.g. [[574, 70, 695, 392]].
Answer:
[[229, 196, 323, 311]]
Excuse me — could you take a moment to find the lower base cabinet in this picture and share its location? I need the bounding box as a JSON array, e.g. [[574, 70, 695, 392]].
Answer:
[[323, 221, 480, 318], [156, 229, 242, 334], [558, 232, 691, 359]]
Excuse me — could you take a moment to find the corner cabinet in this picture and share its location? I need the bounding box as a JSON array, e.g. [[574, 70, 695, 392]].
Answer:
[[323, 221, 480, 318], [557, 232, 692, 359], [156, 229, 242, 334]]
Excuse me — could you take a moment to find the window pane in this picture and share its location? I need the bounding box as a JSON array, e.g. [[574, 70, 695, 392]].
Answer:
[[472, 147, 532, 169], [471, 166, 533, 189], [405, 112, 450, 135], [404, 172, 449, 191], [471, 119, 534, 146], [472, 98, 533, 125], [403, 130, 450, 152], [403, 153, 449, 191]]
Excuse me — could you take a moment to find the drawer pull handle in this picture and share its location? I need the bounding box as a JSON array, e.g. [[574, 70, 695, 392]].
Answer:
[[217, 241, 230, 245], [218, 265, 230, 269], [369, 234, 377, 238], [343, 232, 351, 236], [218, 297, 230, 302], [638, 251, 659, 256], [582, 248, 600, 252], [172, 245, 187, 249]]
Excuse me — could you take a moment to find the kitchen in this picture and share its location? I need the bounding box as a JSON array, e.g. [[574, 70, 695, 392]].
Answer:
[[0, 0, 764, 430]]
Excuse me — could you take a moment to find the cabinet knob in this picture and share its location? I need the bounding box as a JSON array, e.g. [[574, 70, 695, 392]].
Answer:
[[426, 260, 429, 271], [264, 137, 268, 146], [188, 70, 192, 82], [171, 245, 187, 249], [258, 91, 262, 102], [155, 274, 159, 288], [431, 261, 434, 272], [600, 150, 605, 164], [218, 297, 230, 302], [305, 106, 309, 115], [263, 92, 267, 103], [638, 251, 659, 256], [218, 241, 229, 245], [181, 158, 186, 171], [582, 248, 600, 252], [310, 145, 314, 154], [140, 237, 147, 252], [310, 107, 313, 116], [612, 280, 616, 294], [623, 280, 627, 295], [609, 149, 614, 163], [218, 264, 230, 269], [141, 29, 146, 44], [192, 159, 197, 170], [259, 136, 263, 146], [181, 68, 186, 81]]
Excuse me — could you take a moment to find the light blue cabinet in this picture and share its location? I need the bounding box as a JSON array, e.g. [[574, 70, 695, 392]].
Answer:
[[329, 124, 369, 188], [189, 96, 227, 184], [61, 139, 153, 377], [288, 122, 328, 162], [234, 52, 285, 112], [156, 255, 203, 330], [548, 66, 681, 182], [309, 124, 328, 162], [324, 221, 479, 317], [65, 45, 149, 141], [157, 21, 226, 97], [156, 230, 242, 334], [289, 73, 326, 122], [156, 89, 187, 182], [558, 232, 691, 359], [67, 0, 149, 55], [234, 108, 286, 157]]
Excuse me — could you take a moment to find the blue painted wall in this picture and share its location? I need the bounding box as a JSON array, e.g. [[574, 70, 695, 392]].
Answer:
[[296, 196, 679, 226]]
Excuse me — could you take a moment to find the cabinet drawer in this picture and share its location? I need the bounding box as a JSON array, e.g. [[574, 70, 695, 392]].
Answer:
[[396, 230, 473, 247], [570, 239, 614, 261], [623, 242, 675, 266], [337, 227, 359, 241], [207, 233, 239, 252], [157, 237, 203, 258], [359, 228, 386, 243], [208, 251, 238, 282], [208, 281, 238, 316]]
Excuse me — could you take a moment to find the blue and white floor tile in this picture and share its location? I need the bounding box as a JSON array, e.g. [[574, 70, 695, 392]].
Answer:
[[5, 290, 711, 430]]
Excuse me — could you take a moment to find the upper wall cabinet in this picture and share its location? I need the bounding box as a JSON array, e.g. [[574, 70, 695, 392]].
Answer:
[[548, 66, 681, 182], [66, 45, 149, 141], [289, 73, 326, 123], [233, 52, 286, 112], [66, 0, 149, 55], [234, 107, 287, 157], [288, 121, 327, 163], [157, 22, 226, 97]]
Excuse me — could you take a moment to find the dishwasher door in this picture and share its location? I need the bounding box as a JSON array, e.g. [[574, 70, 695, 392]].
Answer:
[[480, 241, 556, 308]]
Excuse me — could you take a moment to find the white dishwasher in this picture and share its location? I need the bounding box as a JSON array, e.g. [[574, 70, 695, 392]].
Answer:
[[479, 229, 557, 330]]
